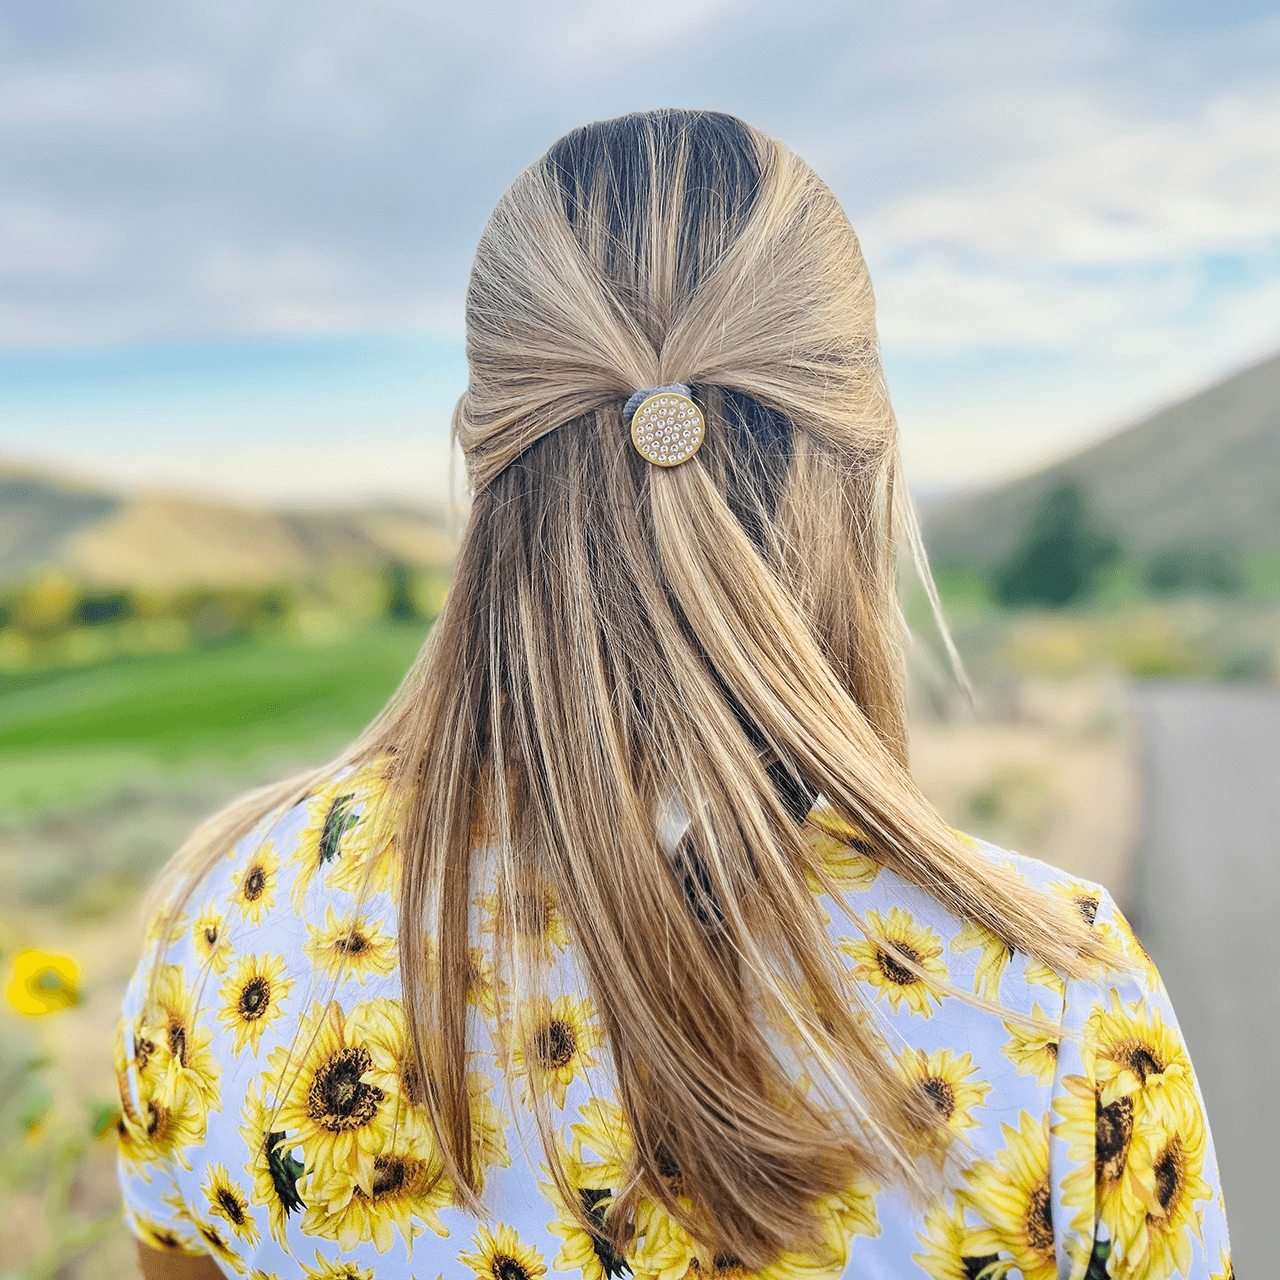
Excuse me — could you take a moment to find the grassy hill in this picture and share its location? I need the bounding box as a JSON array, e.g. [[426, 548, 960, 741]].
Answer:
[[925, 349, 1280, 569], [0, 460, 455, 590]]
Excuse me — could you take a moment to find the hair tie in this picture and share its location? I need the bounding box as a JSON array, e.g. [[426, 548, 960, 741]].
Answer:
[[624, 384, 706, 467]]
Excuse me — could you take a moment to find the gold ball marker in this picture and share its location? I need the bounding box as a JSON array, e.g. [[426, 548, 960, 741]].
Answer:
[[630, 391, 705, 466]]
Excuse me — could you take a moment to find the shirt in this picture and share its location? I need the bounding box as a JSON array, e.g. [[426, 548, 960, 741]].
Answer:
[[115, 756, 1232, 1280]]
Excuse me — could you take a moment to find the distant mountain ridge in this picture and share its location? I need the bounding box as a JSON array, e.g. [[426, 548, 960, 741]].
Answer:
[[924, 350, 1280, 567], [0, 461, 454, 590]]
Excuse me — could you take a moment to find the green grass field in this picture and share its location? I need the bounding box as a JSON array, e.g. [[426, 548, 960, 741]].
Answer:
[[0, 623, 430, 815]]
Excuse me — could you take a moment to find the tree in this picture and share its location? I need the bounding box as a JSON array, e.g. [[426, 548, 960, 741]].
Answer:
[[994, 482, 1120, 608]]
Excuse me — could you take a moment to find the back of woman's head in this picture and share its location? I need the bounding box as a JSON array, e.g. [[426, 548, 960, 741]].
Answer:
[[385, 109, 1111, 1265], [150, 109, 1113, 1271]]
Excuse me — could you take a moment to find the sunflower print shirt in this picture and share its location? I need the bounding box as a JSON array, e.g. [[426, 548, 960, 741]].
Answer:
[[115, 761, 1231, 1280]]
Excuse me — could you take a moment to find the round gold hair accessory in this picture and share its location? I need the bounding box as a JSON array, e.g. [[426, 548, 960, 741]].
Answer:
[[625, 384, 705, 467]]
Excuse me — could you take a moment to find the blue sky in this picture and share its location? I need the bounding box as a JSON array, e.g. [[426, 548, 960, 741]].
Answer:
[[1, 0, 1278, 504]]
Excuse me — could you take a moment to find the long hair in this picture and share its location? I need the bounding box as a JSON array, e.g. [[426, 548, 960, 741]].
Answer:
[[148, 110, 1114, 1267]]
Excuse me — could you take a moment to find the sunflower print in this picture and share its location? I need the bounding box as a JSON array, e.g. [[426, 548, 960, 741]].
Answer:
[[115, 767, 1229, 1280], [349, 995, 511, 1175], [232, 841, 280, 924], [507, 994, 605, 1108], [1000, 1004, 1060, 1085], [299, 1250, 376, 1280], [958, 1111, 1055, 1280], [303, 905, 398, 983], [217, 953, 292, 1055], [840, 906, 948, 1016], [147, 964, 222, 1107], [192, 904, 234, 975], [288, 783, 365, 912], [238, 1082, 304, 1247], [949, 918, 1013, 1001], [802, 805, 879, 893], [460, 1223, 548, 1280], [203, 1161, 262, 1247], [895, 1046, 991, 1142], [1209, 1245, 1234, 1280], [479, 880, 572, 958], [300, 1148, 452, 1254], [1108, 1091, 1213, 1280], [144, 904, 189, 951]]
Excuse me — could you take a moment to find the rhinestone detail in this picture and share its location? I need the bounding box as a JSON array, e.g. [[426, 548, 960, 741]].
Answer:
[[630, 392, 705, 467]]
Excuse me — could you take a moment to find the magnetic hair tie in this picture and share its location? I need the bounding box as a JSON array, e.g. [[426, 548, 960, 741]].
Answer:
[[624, 384, 706, 467]]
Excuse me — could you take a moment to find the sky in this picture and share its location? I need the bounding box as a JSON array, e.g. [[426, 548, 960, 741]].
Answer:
[[1, 0, 1278, 506]]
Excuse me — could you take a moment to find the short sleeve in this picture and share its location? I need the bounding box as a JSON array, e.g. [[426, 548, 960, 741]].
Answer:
[[1049, 889, 1232, 1279]]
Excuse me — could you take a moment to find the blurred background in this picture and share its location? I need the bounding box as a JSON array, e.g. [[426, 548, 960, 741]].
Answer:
[[1, 1, 1276, 1275]]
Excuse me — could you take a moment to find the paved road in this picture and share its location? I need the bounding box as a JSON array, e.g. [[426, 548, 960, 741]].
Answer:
[[1128, 682, 1280, 1277]]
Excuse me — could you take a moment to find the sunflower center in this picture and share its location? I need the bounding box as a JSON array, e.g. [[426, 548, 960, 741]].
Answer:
[[1025, 1180, 1053, 1253], [492, 1253, 532, 1280], [145, 1099, 168, 1138], [1096, 1093, 1133, 1185], [244, 866, 266, 899], [875, 943, 921, 987], [308, 1045, 384, 1130], [166, 1017, 188, 1066], [919, 1075, 956, 1120], [215, 1187, 247, 1225], [371, 1152, 421, 1198], [535, 1018, 577, 1070], [135, 1035, 157, 1072], [1073, 895, 1099, 926], [335, 930, 369, 956], [1152, 1135, 1186, 1217], [655, 1143, 685, 1193], [204, 926, 220, 947], [238, 976, 272, 1020], [1125, 1044, 1164, 1081]]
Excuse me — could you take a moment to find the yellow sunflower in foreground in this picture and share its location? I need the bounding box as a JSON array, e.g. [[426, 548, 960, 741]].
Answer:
[[1107, 1093, 1212, 1280], [217, 953, 292, 1055], [949, 919, 1013, 1001], [350, 995, 510, 1174], [1052, 1069, 1134, 1249], [203, 1161, 261, 1247], [300, 1148, 452, 1254], [144, 963, 222, 1117], [303, 906, 398, 984], [896, 1046, 991, 1142], [508, 994, 605, 1108], [288, 783, 366, 912], [231, 841, 279, 925], [1048, 878, 1102, 929], [840, 907, 948, 1017], [6, 948, 80, 1016], [1001, 1005, 1060, 1086], [958, 1111, 1055, 1280], [1086, 993, 1198, 1121], [460, 1223, 548, 1280], [265, 1000, 395, 1204], [192, 905, 235, 975], [299, 1251, 375, 1280], [239, 1082, 304, 1246], [479, 880, 572, 958]]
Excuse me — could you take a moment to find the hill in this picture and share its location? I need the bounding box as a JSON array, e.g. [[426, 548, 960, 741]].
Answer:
[[0, 461, 454, 590], [924, 350, 1280, 568]]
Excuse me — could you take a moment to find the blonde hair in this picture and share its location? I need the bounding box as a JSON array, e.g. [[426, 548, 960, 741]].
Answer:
[[149, 110, 1114, 1267]]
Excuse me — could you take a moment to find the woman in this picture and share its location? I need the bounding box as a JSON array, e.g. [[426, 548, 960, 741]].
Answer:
[[116, 110, 1231, 1280]]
